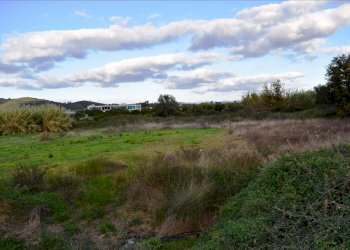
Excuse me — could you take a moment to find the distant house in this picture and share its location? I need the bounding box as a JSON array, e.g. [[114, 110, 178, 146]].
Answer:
[[87, 103, 141, 112]]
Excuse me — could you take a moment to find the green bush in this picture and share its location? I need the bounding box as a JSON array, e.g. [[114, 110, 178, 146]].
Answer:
[[196, 144, 350, 249], [284, 90, 316, 112]]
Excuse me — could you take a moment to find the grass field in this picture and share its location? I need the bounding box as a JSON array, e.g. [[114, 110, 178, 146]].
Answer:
[[1, 119, 350, 249], [0, 128, 224, 174]]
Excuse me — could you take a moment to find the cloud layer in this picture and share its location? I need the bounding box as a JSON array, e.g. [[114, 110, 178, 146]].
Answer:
[[1, 1, 350, 71], [0, 53, 221, 89], [157, 69, 305, 92]]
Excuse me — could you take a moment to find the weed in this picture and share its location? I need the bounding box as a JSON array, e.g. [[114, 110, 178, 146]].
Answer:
[[0, 237, 26, 250], [63, 223, 81, 236], [39, 233, 68, 250], [99, 220, 117, 234], [47, 174, 82, 202], [11, 166, 47, 193]]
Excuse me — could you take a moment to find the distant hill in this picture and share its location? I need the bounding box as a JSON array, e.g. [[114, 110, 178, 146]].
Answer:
[[0, 97, 104, 111], [60, 101, 104, 111]]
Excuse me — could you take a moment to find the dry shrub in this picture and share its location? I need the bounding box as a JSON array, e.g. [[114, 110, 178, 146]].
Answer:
[[0, 104, 71, 136], [232, 119, 350, 157], [40, 131, 50, 141], [128, 145, 262, 236], [0, 106, 39, 135], [11, 166, 47, 192]]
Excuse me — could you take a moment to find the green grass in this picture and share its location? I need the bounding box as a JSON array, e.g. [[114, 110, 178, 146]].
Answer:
[[0, 128, 223, 175], [195, 144, 350, 249]]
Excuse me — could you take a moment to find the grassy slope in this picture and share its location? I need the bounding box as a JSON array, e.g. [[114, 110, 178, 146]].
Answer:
[[195, 144, 350, 249], [0, 128, 224, 174]]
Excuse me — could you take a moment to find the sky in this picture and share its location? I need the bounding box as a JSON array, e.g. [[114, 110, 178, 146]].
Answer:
[[0, 1, 350, 104]]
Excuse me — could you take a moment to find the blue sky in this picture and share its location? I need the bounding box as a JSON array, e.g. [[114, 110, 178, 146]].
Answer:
[[0, 1, 349, 103]]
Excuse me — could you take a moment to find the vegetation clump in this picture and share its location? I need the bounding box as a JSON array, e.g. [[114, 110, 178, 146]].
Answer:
[[195, 144, 350, 249], [0, 104, 71, 136]]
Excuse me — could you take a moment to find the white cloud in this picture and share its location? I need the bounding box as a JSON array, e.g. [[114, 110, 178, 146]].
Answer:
[[158, 69, 305, 92], [73, 10, 91, 19], [146, 13, 161, 20], [319, 45, 350, 55], [0, 52, 221, 90], [109, 16, 132, 26], [66, 52, 221, 87], [1, 1, 349, 71]]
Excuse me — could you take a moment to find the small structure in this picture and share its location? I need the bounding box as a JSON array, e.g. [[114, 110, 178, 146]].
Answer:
[[87, 103, 141, 112]]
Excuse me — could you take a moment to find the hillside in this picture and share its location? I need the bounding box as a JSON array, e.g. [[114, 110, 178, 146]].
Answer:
[[0, 97, 103, 111]]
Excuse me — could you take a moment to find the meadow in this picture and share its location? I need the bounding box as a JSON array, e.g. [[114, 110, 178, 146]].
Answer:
[[1, 118, 350, 249]]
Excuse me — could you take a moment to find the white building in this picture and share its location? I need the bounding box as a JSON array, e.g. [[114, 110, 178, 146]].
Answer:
[[87, 103, 141, 112]]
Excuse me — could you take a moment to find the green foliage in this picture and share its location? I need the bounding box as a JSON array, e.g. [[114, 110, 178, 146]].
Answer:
[[63, 223, 81, 236], [261, 80, 286, 111], [315, 54, 350, 116], [242, 80, 316, 113], [284, 90, 316, 112], [99, 220, 117, 234], [141, 236, 197, 250], [74, 157, 123, 177], [0, 237, 26, 250], [196, 145, 350, 249], [155, 94, 179, 117], [39, 233, 68, 250], [13, 191, 69, 222]]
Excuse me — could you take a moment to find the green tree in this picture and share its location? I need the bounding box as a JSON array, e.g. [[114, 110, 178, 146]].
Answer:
[[261, 80, 286, 111], [155, 94, 179, 117], [315, 54, 350, 116]]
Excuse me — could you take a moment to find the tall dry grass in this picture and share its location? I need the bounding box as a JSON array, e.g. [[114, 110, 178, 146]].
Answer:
[[0, 104, 71, 135], [127, 146, 262, 236], [227, 119, 350, 158]]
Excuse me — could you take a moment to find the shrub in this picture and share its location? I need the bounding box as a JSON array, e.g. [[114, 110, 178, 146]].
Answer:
[[75, 157, 126, 177], [0, 106, 39, 135], [47, 174, 82, 202], [36, 104, 71, 133], [99, 220, 117, 234], [128, 147, 262, 236], [284, 90, 316, 112], [11, 166, 47, 193], [195, 145, 350, 249], [0, 104, 71, 136]]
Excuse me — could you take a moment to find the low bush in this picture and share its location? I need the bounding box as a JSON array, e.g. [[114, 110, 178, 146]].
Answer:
[[128, 146, 262, 236], [195, 144, 350, 249], [11, 166, 47, 193], [75, 157, 126, 177]]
